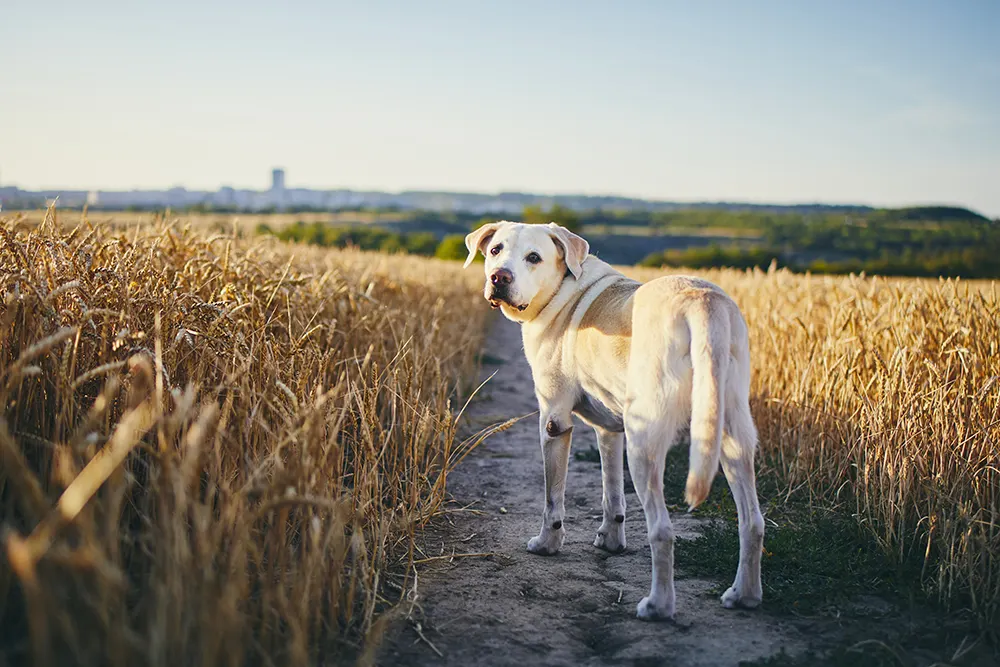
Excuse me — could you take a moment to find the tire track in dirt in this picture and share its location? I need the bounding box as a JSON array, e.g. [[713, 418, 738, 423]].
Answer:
[[380, 314, 809, 666]]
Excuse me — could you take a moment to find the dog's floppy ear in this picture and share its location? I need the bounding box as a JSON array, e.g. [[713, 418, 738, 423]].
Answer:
[[463, 222, 502, 268], [546, 223, 590, 279]]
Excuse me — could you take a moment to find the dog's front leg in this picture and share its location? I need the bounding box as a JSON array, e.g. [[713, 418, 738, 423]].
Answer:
[[527, 409, 573, 556]]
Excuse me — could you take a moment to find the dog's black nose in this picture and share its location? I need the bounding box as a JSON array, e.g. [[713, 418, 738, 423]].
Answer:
[[490, 268, 513, 286]]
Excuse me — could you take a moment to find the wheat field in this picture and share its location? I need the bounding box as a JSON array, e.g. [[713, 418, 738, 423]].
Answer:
[[1, 211, 997, 666], [0, 209, 489, 666]]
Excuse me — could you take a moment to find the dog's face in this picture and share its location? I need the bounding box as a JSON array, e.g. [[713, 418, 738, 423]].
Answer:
[[463, 221, 590, 321]]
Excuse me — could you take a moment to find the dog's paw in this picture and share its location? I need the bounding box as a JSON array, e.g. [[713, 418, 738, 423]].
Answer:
[[636, 596, 675, 621], [527, 531, 563, 556], [721, 585, 762, 610], [593, 522, 626, 554]]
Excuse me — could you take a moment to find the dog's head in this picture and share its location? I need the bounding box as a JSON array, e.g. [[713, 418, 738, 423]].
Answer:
[[463, 221, 590, 321]]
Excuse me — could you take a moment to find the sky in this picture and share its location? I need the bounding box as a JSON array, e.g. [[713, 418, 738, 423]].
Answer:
[[2, 1, 999, 216]]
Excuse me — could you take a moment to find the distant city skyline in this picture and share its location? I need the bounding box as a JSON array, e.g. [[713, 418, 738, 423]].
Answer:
[[3, 157, 996, 219], [1, 166, 889, 215], [3, 1, 999, 217]]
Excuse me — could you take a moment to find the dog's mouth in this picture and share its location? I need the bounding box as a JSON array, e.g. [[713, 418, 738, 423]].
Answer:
[[488, 297, 527, 312], [487, 288, 527, 311]]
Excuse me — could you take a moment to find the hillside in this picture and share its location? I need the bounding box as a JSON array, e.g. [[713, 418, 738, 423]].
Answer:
[[872, 205, 991, 224]]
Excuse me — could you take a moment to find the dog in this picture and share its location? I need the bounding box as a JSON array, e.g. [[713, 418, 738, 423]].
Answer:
[[463, 221, 765, 621]]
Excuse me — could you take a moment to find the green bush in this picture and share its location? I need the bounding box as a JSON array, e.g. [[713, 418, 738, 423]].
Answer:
[[405, 232, 440, 256], [436, 234, 478, 262], [640, 242, 1000, 279]]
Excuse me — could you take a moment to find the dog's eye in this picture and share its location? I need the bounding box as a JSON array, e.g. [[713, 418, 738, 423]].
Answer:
[[490, 244, 503, 256], [526, 252, 542, 264]]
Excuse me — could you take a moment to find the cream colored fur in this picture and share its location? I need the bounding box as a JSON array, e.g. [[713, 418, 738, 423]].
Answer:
[[464, 222, 765, 621]]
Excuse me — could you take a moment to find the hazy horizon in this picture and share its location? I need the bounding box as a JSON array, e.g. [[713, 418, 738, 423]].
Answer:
[[3, 1, 999, 216]]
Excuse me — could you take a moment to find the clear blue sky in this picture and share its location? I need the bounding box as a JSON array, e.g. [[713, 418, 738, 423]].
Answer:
[[3, 1, 999, 216]]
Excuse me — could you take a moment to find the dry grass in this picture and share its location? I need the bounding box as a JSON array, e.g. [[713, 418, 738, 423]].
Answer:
[[628, 264, 1000, 630], [0, 208, 489, 666]]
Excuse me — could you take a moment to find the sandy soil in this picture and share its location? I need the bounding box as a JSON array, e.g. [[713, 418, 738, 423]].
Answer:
[[378, 313, 827, 667]]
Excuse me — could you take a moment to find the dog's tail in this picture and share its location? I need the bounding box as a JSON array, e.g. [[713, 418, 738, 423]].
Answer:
[[684, 300, 731, 510]]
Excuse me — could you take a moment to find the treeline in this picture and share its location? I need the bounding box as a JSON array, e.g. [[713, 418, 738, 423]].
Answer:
[[640, 246, 781, 271], [257, 221, 472, 261], [641, 243, 1000, 279], [580, 205, 991, 231], [254, 208, 585, 261]]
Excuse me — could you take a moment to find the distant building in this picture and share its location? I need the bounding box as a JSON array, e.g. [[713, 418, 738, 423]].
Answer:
[[270, 168, 286, 209]]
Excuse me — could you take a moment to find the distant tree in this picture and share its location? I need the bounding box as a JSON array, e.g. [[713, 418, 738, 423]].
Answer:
[[378, 235, 406, 254], [521, 205, 545, 226], [405, 232, 439, 256], [522, 204, 581, 232], [436, 234, 480, 262]]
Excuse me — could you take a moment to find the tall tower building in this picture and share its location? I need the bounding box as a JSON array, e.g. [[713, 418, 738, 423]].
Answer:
[[269, 168, 287, 210], [271, 168, 286, 192]]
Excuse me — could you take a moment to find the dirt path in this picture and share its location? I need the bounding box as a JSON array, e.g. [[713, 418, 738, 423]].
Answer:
[[379, 314, 821, 667]]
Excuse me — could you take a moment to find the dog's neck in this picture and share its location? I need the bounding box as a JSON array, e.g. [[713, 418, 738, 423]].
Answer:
[[517, 255, 626, 362]]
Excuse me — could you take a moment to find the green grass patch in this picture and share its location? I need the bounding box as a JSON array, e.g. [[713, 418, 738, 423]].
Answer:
[[675, 511, 921, 617], [664, 443, 924, 617]]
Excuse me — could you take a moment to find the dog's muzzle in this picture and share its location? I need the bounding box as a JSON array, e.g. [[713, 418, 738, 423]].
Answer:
[[487, 286, 526, 311]]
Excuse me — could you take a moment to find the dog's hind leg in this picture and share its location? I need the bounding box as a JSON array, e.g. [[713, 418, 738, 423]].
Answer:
[[625, 402, 681, 621], [719, 350, 765, 609], [593, 427, 626, 553]]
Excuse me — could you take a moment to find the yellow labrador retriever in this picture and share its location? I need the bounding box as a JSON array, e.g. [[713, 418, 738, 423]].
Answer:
[[464, 221, 764, 621]]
